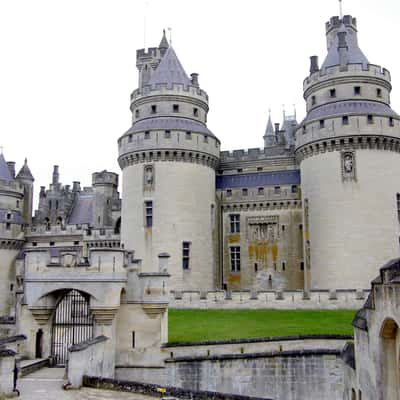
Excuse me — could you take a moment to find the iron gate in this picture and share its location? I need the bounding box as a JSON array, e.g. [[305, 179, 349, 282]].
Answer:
[[51, 290, 94, 366]]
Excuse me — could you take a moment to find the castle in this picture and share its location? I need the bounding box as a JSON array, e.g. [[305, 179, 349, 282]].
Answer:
[[0, 12, 400, 396]]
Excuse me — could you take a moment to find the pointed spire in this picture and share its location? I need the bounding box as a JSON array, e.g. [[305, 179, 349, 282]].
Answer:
[[159, 29, 169, 51], [0, 153, 13, 181], [148, 46, 191, 87], [16, 158, 34, 181], [265, 109, 274, 136]]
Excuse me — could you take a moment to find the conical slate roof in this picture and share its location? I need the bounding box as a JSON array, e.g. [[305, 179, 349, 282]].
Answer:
[[148, 46, 191, 87], [321, 23, 368, 69], [0, 153, 13, 181], [159, 29, 169, 50], [264, 114, 275, 137], [16, 158, 34, 181]]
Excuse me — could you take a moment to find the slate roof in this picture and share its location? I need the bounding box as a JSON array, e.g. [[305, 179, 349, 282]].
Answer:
[[0, 153, 13, 181], [321, 24, 369, 69], [216, 170, 300, 189], [16, 158, 34, 181], [68, 193, 94, 225], [264, 115, 275, 137], [303, 100, 399, 123], [125, 117, 215, 137], [159, 30, 169, 50], [148, 46, 191, 87]]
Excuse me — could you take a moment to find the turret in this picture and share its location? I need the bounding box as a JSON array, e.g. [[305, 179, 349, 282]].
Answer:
[[295, 15, 400, 290], [16, 158, 34, 224], [263, 112, 276, 148], [118, 32, 220, 291]]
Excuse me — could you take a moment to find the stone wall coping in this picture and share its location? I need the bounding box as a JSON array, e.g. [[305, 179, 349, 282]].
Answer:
[[0, 347, 16, 358], [165, 348, 342, 363], [138, 272, 170, 277], [83, 376, 272, 400], [0, 316, 15, 324], [163, 334, 353, 348], [69, 335, 108, 352], [0, 334, 27, 345]]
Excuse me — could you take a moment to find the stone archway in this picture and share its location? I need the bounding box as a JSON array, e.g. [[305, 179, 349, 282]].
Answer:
[[380, 318, 400, 399], [51, 290, 94, 366]]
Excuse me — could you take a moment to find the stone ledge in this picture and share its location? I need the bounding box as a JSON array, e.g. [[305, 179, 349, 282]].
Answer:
[[163, 333, 353, 348], [0, 334, 26, 346], [83, 376, 271, 400], [165, 348, 342, 363], [69, 335, 108, 352], [0, 348, 16, 357]]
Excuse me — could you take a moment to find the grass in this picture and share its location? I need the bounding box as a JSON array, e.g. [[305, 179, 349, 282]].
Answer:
[[168, 309, 355, 343]]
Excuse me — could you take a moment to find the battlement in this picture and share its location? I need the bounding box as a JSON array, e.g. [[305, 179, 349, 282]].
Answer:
[[92, 170, 119, 187], [304, 63, 391, 91], [26, 224, 119, 238], [326, 15, 357, 33], [136, 47, 159, 60], [0, 178, 23, 194], [220, 147, 293, 162], [131, 83, 209, 103]]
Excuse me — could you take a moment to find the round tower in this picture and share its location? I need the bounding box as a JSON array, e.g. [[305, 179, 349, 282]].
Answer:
[[295, 15, 400, 289], [118, 34, 220, 290], [0, 153, 26, 316]]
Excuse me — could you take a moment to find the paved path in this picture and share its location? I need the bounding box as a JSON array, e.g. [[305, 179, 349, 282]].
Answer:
[[18, 368, 158, 400]]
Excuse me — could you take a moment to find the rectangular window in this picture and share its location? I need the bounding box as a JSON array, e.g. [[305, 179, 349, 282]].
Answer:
[[319, 119, 325, 129], [193, 107, 198, 117], [226, 189, 232, 197], [203, 135, 208, 143], [242, 188, 248, 196], [164, 130, 171, 138], [354, 86, 361, 95], [145, 201, 153, 227], [185, 131, 192, 140], [367, 115, 374, 124], [257, 167, 263, 171], [282, 262, 286, 271], [377, 88, 382, 98], [237, 168, 242, 173], [173, 104, 179, 112], [182, 242, 190, 269], [151, 105, 157, 114], [258, 187, 264, 195], [230, 214, 240, 233], [128, 134, 132, 143], [6, 222, 10, 230], [342, 115, 349, 125], [274, 186, 281, 194], [300, 261, 304, 271], [311, 95, 316, 105], [144, 131, 150, 139], [397, 193, 400, 222], [230, 246, 241, 272], [329, 88, 336, 98], [291, 185, 298, 193], [135, 109, 140, 118], [389, 117, 394, 127], [132, 331, 135, 348]]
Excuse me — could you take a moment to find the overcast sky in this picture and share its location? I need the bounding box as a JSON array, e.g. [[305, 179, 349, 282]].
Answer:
[[0, 0, 399, 205]]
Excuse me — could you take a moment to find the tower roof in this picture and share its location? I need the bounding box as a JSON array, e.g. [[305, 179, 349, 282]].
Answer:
[[264, 114, 275, 137], [159, 29, 169, 50], [321, 16, 369, 69], [0, 153, 13, 181], [148, 46, 191, 87], [16, 158, 34, 181]]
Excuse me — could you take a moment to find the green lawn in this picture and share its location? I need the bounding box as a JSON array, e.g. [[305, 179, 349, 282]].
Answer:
[[168, 309, 355, 343]]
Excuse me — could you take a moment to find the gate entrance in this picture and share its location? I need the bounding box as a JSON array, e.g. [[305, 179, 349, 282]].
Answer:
[[51, 290, 94, 366]]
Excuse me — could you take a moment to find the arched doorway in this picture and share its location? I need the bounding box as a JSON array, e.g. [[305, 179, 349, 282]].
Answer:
[[51, 290, 94, 366]]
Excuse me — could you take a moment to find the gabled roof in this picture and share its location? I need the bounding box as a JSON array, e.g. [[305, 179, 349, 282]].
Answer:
[[148, 46, 191, 87], [16, 158, 34, 181], [0, 153, 13, 181]]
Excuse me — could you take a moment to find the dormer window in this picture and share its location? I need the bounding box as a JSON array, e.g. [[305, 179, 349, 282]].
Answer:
[[354, 86, 361, 95], [173, 104, 179, 112], [193, 107, 199, 117], [329, 89, 336, 98], [151, 105, 157, 114]]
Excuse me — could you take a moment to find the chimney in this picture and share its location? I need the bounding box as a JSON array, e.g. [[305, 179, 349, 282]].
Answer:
[[7, 162, 15, 178], [39, 186, 46, 198], [72, 181, 81, 192], [274, 123, 280, 134], [337, 31, 348, 69], [52, 165, 59, 185], [191, 73, 199, 87], [309, 56, 319, 73]]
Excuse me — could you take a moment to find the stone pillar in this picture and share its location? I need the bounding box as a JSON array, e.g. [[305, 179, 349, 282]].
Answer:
[[0, 349, 16, 396]]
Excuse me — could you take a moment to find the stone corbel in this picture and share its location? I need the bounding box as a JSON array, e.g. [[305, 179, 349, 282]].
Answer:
[[141, 303, 168, 318], [91, 307, 119, 325], [29, 307, 54, 325]]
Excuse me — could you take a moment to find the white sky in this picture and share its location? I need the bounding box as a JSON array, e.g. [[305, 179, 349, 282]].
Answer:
[[0, 0, 399, 205]]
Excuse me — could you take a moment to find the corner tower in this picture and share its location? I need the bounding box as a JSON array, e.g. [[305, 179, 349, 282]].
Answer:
[[295, 15, 400, 289], [118, 34, 220, 290]]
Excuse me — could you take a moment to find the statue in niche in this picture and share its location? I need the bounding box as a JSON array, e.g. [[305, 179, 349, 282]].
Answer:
[[341, 151, 356, 180], [267, 224, 275, 241], [344, 153, 353, 173], [144, 164, 155, 189]]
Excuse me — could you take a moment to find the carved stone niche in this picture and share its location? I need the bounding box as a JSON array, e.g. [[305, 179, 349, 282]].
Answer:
[[246, 215, 279, 241], [341, 151, 356, 181], [143, 164, 155, 191]]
